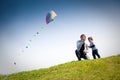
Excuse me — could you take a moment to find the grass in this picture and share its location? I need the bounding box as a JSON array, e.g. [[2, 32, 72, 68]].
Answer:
[[0, 55, 120, 80]]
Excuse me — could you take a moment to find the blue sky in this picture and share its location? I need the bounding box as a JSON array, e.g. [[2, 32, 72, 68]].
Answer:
[[0, 0, 120, 74]]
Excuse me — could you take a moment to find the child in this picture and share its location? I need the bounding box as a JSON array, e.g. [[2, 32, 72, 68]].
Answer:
[[88, 37, 100, 59]]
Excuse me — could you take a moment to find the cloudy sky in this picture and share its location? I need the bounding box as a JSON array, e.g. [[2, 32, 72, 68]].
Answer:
[[0, 0, 120, 74]]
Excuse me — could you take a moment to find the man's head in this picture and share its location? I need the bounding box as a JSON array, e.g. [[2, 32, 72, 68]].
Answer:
[[80, 34, 86, 42]]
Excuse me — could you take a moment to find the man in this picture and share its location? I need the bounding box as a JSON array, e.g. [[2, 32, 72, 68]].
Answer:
[[75, 34, 89, 60]]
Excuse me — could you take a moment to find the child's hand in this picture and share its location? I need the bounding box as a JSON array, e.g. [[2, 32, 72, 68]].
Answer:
[[84, 50, 89, 53], [88, 46, 90, 48]]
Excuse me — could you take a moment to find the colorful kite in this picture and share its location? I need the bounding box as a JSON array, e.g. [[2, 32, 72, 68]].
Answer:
[[11, 10, 57, 76], [46, 10, 57, 24]]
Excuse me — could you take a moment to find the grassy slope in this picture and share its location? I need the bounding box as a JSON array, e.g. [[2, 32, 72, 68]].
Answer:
[[0, 55, 120, 80]]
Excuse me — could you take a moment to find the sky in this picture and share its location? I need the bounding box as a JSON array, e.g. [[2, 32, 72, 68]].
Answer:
[[0, 0, 120, 74]]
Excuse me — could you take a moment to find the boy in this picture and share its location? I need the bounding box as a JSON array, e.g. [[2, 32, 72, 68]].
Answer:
[[88, 37, 101, 59]]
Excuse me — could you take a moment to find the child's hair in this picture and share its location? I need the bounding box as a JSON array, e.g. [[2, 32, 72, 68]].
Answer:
[[88, 37, 93, 41]]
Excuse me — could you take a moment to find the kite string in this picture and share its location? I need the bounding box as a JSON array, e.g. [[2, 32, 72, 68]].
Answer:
[[8, 10, 57, 79], [7, 25, 46, 80], [13, 25, 46, 67]]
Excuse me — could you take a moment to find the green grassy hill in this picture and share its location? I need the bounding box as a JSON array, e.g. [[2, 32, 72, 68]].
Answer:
[[0, 55, 120, 80]]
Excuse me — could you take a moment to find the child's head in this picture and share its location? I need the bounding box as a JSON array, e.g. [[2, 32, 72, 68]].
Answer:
[[80, 34, 86, 41], [88, 37, 93, 42]]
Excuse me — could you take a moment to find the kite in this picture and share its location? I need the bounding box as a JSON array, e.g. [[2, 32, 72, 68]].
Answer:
[[24, 10, 57, 49], [46, 10, 57, 24], [11, 10, 57, 75], [3, 10, 58, 80]]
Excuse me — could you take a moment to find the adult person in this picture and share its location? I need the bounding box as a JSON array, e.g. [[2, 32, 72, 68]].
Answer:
[[75, 34, 89, 60]]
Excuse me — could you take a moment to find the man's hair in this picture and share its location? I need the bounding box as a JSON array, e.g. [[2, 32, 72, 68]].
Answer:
[[80, 34, 86, 38]]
